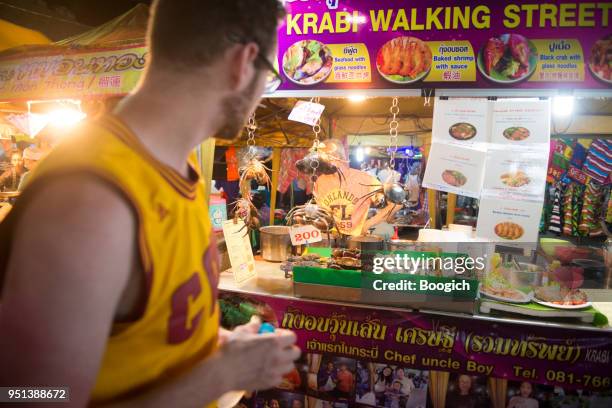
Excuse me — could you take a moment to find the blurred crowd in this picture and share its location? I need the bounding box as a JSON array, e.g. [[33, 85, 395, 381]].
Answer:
[[0, 130, 54, 193]]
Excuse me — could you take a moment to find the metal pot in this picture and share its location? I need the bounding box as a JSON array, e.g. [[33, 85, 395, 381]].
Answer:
[[347, 235, 384, 252], [260, 226, 292, 262], [388, 239, 418, 252]]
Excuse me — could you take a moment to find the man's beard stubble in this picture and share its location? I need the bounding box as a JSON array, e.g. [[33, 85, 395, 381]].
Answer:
[[216, 78, 259, 141]]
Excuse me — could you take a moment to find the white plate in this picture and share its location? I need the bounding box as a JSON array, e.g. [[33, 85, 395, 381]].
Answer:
[[533, 298, 592, 310], [480, 287, 533, 304]]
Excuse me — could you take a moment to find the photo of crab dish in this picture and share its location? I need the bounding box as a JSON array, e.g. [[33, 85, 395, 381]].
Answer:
[[478, 34, 537, 83], [282, 40, 333, 85], [588, 35, 611, 83], [376, 36, 432, 84]]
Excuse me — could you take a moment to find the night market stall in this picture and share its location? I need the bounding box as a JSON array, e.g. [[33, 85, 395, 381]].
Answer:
[[215, 2, 612, 408]]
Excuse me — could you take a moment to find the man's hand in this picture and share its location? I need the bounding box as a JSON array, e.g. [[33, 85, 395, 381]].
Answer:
[[218, 328, 300, 392]]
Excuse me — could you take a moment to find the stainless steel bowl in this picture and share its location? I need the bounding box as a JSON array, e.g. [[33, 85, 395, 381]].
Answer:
[[260, 226, 292, 262]]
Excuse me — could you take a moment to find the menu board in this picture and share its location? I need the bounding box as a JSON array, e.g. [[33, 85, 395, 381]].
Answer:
[[422, 143, 486, 198], [476, 198, 543, 243], [274, 1, 612, 93], [424, 98, 550, 242]]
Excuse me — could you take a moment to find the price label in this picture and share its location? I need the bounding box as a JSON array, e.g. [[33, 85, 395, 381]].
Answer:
[[288, 101, 325, 126], [289, 225, 323, 246]]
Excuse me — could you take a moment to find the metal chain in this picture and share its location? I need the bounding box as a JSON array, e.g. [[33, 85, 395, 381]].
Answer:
[[309, 97, 321, 178], [246, 112, 257, 158], [389, 97, 399, 169]]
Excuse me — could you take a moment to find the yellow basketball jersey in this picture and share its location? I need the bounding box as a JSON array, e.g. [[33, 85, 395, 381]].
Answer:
[[27, 115, 220, 405]]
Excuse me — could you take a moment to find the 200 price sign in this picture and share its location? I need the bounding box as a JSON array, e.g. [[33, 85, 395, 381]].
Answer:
[[289, 225, 323, 246]]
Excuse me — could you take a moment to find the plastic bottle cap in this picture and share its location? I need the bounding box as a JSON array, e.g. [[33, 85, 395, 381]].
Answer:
[[258, 322, 276, 334]]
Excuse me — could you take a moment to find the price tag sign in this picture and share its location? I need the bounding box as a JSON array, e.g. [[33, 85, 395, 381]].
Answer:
[[288, 100, 325, 126], [289, 225, 323, 246]]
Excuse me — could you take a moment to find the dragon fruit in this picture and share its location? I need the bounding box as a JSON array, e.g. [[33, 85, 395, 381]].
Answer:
[[484, 37, 505, 74]]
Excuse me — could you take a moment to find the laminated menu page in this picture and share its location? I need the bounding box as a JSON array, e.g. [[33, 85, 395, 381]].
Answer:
[[422, 143, 486, 199], [489, 99, 551, 146], [476, 198, 543, 243], [431, 98, 490, 150], [481, 146, 548, 201]]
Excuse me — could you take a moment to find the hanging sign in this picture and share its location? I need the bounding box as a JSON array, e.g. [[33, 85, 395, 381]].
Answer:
[[273, 1, 612, 93], [288, 100, 326, 126]]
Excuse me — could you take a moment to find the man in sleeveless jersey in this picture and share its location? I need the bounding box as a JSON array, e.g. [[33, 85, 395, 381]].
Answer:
[[0, 1, 300, 407]]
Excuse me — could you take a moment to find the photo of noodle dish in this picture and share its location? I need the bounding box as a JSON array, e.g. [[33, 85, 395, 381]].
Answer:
[[282, 40, 333, 85], [588, 34, 611, 83]]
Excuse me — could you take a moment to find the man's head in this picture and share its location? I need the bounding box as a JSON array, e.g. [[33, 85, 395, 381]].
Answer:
[[269, 400, 280, 408], [458, 375, 472, 395], [22, 147, 44, 171], [10, 152, 22, 168], [147, 0, 285, 140], [327, 362, 334, 370], [395, 368, 404, 379], [291, 400, 302, 408]]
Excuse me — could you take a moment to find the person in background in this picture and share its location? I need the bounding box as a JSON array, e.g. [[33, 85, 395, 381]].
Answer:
[[395, 368, 414, 396], [17, 146, 45, 192], [0, 134, 15, 171], [279, 366, 302, 391], [508, 382, 539, 408], [268, 399, 280, 408], [336, 364, 355, 396], [445, 375, 477, 408], [0, 152, 24, 192], [291, 399, 303, 408], [251, 191, 270, 226], [318, 361, 338, 392], [384, 380, 403, 408]]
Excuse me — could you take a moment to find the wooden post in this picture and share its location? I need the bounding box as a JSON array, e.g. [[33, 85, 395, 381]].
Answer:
[[269, 147, 281, 225], [446, 193, 457, 226], [422, 136, 437, 228], [199, 138, 216, 202]]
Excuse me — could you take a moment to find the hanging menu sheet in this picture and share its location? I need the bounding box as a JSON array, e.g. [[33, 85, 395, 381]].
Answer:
[[481, 147, 548, 201], [476, 198, 543, 243], [424, 98, 551, 242], [422, 143, 486, 199], [490, 100, 552, 146], [431, 98, 490, 150]]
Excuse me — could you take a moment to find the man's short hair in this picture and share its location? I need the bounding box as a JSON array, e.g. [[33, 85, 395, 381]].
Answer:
[[149, 0, 285, 71]]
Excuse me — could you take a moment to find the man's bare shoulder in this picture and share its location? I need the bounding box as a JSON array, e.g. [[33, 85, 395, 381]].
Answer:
[[9, 172, 137, 284]]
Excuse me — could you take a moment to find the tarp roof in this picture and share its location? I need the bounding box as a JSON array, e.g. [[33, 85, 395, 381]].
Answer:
[[0, 18, 51, 52], [0, 4, 147, 58]]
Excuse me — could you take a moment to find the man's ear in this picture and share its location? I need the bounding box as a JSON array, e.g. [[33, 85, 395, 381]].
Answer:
[[228, 42, 259, 92]]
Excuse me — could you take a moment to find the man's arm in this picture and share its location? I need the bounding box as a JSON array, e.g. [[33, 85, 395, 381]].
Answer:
[[0, 174, 139, 406], [0, 174, 300, 408]]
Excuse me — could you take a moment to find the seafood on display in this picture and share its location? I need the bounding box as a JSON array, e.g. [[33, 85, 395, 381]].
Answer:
[[239, 157, 271, 201], [357, 181, 409, 221], [295, 148, 346, 184], [232, 198, 261, 235], [286, 199, 335, 233]]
